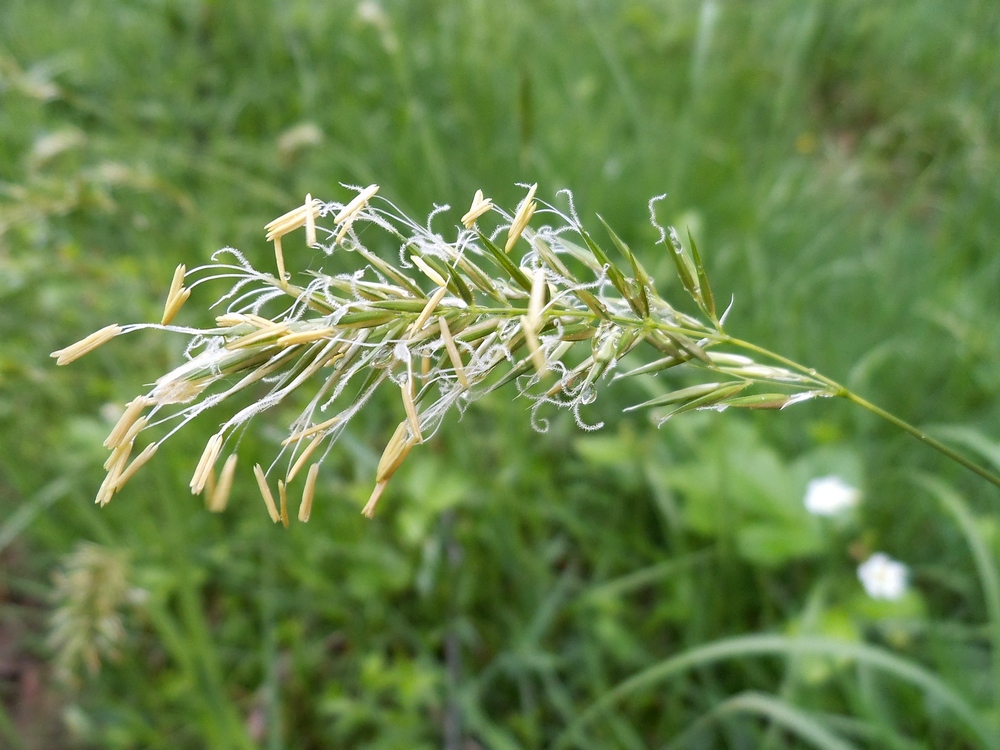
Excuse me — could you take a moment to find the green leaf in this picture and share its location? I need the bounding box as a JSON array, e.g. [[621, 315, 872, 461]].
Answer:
[[553, 635, 998, 750], [476, 230, 532, 292], [737, 522, 824, 566], [671, 691, 858, 750]]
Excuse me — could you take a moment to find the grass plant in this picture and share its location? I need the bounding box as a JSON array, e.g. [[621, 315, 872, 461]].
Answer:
[[3, 0, 1000, 747]]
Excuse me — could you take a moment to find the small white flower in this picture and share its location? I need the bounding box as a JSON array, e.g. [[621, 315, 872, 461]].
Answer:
[[804, 475, 860, 516], [858, 552, 908, 601]]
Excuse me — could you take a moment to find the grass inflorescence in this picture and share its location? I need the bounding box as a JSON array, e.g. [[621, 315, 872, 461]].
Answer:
[[53, 183, 1000, 522], [50, 184, 823, 518]]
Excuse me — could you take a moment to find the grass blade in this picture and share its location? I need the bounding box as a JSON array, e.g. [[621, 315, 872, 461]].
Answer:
[[550, 634, 996, 750], [916, 473, 1000, 714], [668, 691, 858, 750]]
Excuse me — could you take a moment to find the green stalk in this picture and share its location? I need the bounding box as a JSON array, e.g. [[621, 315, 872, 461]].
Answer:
[[725, 337, 1000, 491]]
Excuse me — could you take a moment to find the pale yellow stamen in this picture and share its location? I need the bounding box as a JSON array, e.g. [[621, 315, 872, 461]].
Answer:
[[409, 285, 448, 335], [104, 396, 153, 449], [505, 183, 538, 253], [305, 193, 317, 247], [214, 312, 274, 329], [265, 198, 321, 241], [299, 463, 319, 522], [521, 315, 548, 376], [276, 327, 335, 347], [278, 480, 290, 528], [215, 313, 248, 327], [190, 433, 223, 495], [243, 313, 275, 328], [119, 416, 149, 449], [528, 266, 546, 324], [104, 441, 133, 471], [461, 189, 494, 228], [161, 264, 188, 324], [161, 287, 191, 325], [288, 433, 324, 482], [362, 480, 388, 518], [225, 323, 289, 350], [410, 255, 447, 287], [282, 416, 341, 446], [209, 454, 238, 513], [323, 351, 345, 368], [254, 464, 280, 523], [401, 374, 422, 443], [96, 447, 130, 507], [113, 442, 159, 491], [438, 316, 468, 387], [334, 184, 379, 224], [204, 465, 217, 501], [335, 220, 353, 244], [274, 236, 287, 282], [51, 324, 122, 366], [375, 421, 417, 483], [167, 263, 185, 302]]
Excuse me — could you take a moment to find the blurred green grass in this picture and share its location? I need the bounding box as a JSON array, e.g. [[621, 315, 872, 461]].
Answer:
[[1, 0, 999, 747]]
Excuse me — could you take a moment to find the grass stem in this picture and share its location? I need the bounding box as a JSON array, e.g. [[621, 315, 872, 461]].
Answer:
[[726, 337, 1000, 491]]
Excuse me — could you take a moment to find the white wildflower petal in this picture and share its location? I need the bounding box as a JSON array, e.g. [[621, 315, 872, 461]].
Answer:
[[804, 475, 860, 516], [858, 552, 909, 601]]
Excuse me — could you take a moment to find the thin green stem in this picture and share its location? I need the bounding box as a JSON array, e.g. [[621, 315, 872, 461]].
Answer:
[[726, 337, 1000, 491]]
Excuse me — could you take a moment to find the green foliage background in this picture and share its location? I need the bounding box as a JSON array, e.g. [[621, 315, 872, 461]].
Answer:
[[2, 0, 999, 747]]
